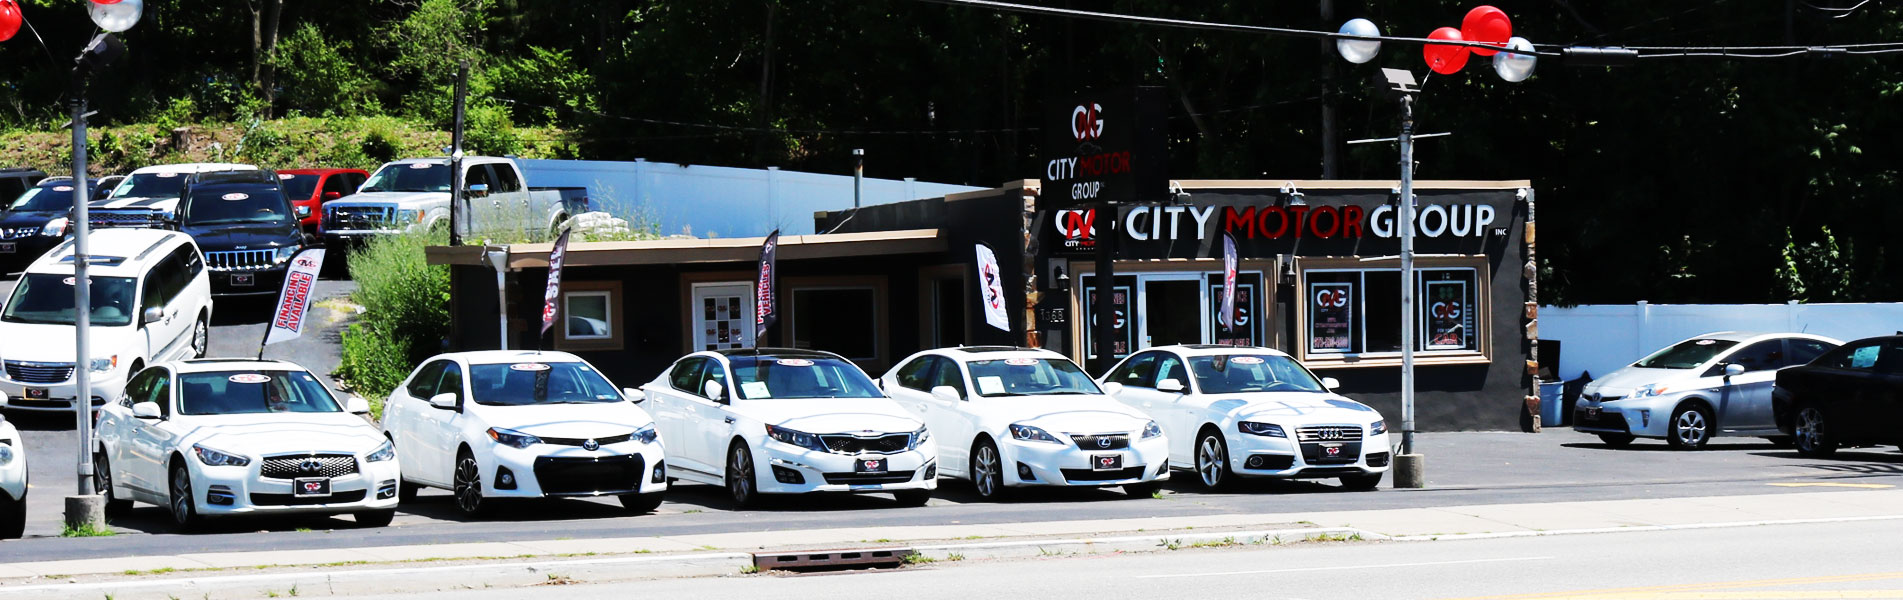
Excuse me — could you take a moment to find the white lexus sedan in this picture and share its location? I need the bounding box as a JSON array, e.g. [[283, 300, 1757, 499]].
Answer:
[[1, 417, 26, 538], [644, 349, 935, 508], [382, 351, 666, 516], [1101, 345, 1391, 491], [882, 347, 1167, 500], [92, 359, 400, 529]]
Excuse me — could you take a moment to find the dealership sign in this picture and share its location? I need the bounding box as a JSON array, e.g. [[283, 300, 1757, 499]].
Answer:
[[1042, 87, 1168, 211], [1052, 202, 1497, 244]]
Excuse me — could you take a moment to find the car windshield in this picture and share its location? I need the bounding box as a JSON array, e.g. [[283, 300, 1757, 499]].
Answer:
[[361, 163, 450, 193], [468, 361, 624, 406], [280, 174, 320, 200], [9, 184, 80, 212], [182, 184, 291, 225], [1, 273, 136, 327], [966, 357, 1102, 397], [1634, 339, 1740, 369], [112, 172, 187, 199], [178, 370, 341, 415], [1190, 355, 1327, 394], [729, 356, 882, 400]]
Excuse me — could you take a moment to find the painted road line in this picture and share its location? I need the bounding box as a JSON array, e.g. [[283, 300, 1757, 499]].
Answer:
[[1445, 571, 1903, 600], [1388, 514, 1903, 542], [1134, 556, 1554, 579], [0, 552, 755, 596], [1766, 482, 1894, 489]]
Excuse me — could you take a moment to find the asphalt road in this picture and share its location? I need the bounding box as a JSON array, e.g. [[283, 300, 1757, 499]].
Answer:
[[352, 517, 1903, 599]]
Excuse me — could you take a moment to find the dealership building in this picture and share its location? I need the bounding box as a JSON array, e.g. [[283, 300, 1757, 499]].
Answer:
[[430, 177, 1541, 431]]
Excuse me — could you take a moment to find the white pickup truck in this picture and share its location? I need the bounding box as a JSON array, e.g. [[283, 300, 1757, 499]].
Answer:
[[319, 156, 588, 246]]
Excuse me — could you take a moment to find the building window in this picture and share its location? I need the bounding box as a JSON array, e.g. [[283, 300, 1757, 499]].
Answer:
[[1298, 258, 1487, 363], [790, 287, 878, 361], [555, 281, 624, 351]]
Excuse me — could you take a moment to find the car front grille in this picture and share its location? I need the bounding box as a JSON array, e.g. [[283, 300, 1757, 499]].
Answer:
[[205, 249, 276, 272], [1296, 425, 1366, 442], [0, 227, 37, 240], [89, 210, 164, 229], [1299, 441, 1364, 466], [1070, 433, 1131, 450], [250, 489, 368, 506], [259, 454, 360, 479], [1059, 466, 1148, 482], [532, 454, 646, 495], [324, 205, 397, 231], [821, 470, 917, 485], [4, 360, 74, 384], [819, 433, 913, 455], [540, 433, 634, 447]]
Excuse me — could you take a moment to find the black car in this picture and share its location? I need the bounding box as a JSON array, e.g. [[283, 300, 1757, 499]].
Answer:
[[0, 176, 94, 272], [176, 170, 310, 297], [1773, 335, 1903, 457]]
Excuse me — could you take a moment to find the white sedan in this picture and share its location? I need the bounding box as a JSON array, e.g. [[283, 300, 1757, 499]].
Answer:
[[644, 349, 935, 508], [92, 359, 400, 529], [382, 351, 666, 516], [1, 417, 25, 538], [1101, 345, 1392, 491], [882, 347, 1168, 500]]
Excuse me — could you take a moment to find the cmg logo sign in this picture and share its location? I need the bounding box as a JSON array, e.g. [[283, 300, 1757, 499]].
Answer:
[[1071, 103, 1105, 142], [1315, 288, 1350, 309]]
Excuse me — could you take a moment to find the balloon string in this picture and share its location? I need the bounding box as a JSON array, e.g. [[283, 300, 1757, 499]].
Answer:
[[20, 11, 60, 71]]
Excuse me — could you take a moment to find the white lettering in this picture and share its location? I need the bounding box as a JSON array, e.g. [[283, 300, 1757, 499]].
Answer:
[[1420, 204, 1449, 237], [1163, 206, 1186, 240], [1188, 206, 1216, 240], [1370, 205, 1394, 238], [1045, 157, 1078, 182], [1071, 181, 1103, 200], [1126, 207, 1151, 241], [1450, 204, 1473, 237], [1476, 204, 1496, 236]]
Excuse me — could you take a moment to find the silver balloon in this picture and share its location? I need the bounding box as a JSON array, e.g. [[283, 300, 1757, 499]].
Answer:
[[1336, 18, 1381, 64], [1494, 36, 1536, 83], [89, 0, 142, 33]]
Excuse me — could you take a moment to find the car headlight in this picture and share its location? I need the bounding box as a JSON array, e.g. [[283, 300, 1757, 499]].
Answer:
[[398, 209, 422, 224], [486, 427, 542, 449], [909, 425, 931, 449], [1239, 421, 1287, 437], [273, 245, 302, 265], [0, 445, 13, 465], [89, 356, 117, 373], [766, 425, 827, 452], [1370, 420, 1387, 436], [633, 423, 659, 445], [1008, 423, 1063, 444], [1629, 384, 1669, 399], [192, 443, 250, 467], [1141, 420, 1163, 439], [41, 217, 69, 237], [366, 439, 396, 462]]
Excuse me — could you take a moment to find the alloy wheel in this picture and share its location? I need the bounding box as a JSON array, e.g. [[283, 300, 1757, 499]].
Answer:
[[973, 443, 1000, 498], [728, 445, 755, 506], [1795, 407, 1831, 455], [191, 318, 208, 358], [1197, 434, 1227, 488], [1673, 408, 1709, 447], [169, 465, 195, 527], [454, 454, 484, 515]]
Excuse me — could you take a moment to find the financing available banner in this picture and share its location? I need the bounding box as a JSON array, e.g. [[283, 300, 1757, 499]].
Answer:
[[541, 227, 572, 337], [755, 230, 779, 340], [976, 242, 1010, 332], [1220, 231, 1238, 331], [262, 248, 326, 347]]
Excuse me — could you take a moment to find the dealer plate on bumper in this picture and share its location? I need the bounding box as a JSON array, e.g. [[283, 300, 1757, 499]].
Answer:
[[1092, 454, 1124, 471], [294, 477, 332, 497], [0, 242, 14, 253], [230, 273, 255, 287], [853, 458, 888, 473]]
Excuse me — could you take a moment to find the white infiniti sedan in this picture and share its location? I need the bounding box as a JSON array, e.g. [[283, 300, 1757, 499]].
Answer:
[[644, 349, 935, 508], [1101, 345, 1391, 491], [92, 359, 400, 529], [882, 347, 1168, 500], [382, 351, 666, 517]]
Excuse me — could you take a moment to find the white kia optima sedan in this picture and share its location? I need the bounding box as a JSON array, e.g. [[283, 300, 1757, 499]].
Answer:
[[644, 349, 935, 508], [882, 347, 1168, 500], [1101, 345, 1392, 491], [382, 351, 666, 516], [0, 416, 26, 538], [91, 359, 400, 529]]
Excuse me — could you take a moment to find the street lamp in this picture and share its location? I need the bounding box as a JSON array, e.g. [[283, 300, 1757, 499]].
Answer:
[[66, 0, 141, 532]]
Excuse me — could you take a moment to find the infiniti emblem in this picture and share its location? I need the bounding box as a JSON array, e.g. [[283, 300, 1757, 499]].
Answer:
[[582, 439, 600, 451], [1096, 436, 1113, 449], [298, 458, 323, 474]]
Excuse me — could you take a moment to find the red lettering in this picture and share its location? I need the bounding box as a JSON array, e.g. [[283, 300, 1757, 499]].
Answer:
[[1259, 206, 1289, 238], [1288, 206, 1310, 238], [1342, 205, 1365, 238], [1311, 206, 1340, 238], [1222, 206, 1257, 239]]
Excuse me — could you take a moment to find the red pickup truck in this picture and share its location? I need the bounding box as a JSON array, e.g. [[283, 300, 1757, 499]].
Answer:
[[278, 168, 369, 234]]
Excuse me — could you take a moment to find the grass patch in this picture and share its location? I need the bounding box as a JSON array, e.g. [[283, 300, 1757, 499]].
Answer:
[[1150, 490, 1167, 500], [739, 565, 761, 575], [60, 522, 116, 538], [945, 553, 965, 562], [541, 574, 576, 586], [901, 553, 935, 565], [122, 567, 177, 576]]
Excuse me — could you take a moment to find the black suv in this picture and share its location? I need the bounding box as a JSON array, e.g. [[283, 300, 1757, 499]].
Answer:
[[0, 176, 92, 272], [177, 170, 310, 297]]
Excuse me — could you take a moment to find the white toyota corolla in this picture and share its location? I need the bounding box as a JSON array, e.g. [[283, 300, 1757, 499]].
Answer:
[[92, 359, 401, 529], [0, 416, 26, 538], [644, 349, 935, 508], [382, 351, 667, 516], [1101, 345, 1392, 491], [882, 347, 1167, 500]]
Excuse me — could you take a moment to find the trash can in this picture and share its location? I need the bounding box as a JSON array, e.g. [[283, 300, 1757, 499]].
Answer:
[[1538, 379, 1566, 426]]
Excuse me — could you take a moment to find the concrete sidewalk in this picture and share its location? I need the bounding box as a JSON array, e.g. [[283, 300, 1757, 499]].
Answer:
[[2, 488, 1897, 583]]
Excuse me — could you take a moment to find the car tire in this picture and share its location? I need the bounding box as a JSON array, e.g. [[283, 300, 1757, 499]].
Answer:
[[190, 315, 209, 358], [169, 463, 200, 531], [726, 443, 760, 509], [970, 439, 1010, 501], [1666, 404, 1713, 450], [619, 492, 664, 514], [397, 478, 421, 503], [1339, 473, 1383, 491], [355, 510, 395, 528], [453, 450, 488, 517], [892, 489, 932, 507], [1194, 430, 1234, 491], [1124, 480, 1164, 498], [1793, 404, 1837, 458], [1597, 432, 1636, 448], [0, 492, 24, 540], [94, 451, 133, 516]]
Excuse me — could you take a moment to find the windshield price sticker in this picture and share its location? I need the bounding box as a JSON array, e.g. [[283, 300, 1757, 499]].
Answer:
[[62, 277, 76, 285], [776, 358, 814, 367], [53, 186, 73, 192], [976, 376, 1007, 395], [221, 193, 250, 201], [1230, 356, 1265, 365], [279, 173, 295, 179], [228, 374, 272, 384], [158, 172, 179, 178], [1695, 340, 1718, 346], [409, 163, 433, 169], [740, 381, 772, 398], [1004, 358, 1040, 366], [508, 363, 551, 372]]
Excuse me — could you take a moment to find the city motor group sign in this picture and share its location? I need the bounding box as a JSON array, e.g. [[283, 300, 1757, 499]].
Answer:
[[1051, 199, 1498, 250], [1042, 87, 1168, 211]]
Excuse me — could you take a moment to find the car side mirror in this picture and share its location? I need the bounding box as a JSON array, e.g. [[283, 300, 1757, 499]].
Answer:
[[1100, 382, 1125, 396], [296, 205, 312, 218], [703, 380, 725, 401], [132, 402, 161, 420], [623, 387, 644, 404], [142, 307, 165, 325], [930, 385, 961, 402], [1322, 377, 1341, 390], [1158, 379, 1186, 393], [427, 392, 458, 410], [1723, 363, 1745, 378], [322, 191, 342, 201], [345, 396, 371, 415], [467, 183, 489, 196]]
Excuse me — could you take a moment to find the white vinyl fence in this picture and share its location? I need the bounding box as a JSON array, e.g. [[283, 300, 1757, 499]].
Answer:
[[1541, 302, 1903, 381]]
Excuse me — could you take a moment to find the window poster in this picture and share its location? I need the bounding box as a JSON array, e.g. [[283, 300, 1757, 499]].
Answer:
[[1309, 281, 1354, 354], [1083, 284, 1133, 360], [1207, 282, 1257, 347], [1423, 279, 1469, 350]]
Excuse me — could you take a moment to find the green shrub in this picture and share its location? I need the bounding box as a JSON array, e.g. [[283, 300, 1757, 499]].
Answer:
[[338, 229, 451, 400], [273, 25, 379, 117], [464, 103, 522, 158], [484, 46, 596, 126], [361, 120, 404, 164], [337, 324, 410, 418]]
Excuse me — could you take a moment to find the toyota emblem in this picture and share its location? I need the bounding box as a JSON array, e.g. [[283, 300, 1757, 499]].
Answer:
[[1096, 436, 1113, 449], [582, 439, 600, 451], [298, 459, 323, 474]]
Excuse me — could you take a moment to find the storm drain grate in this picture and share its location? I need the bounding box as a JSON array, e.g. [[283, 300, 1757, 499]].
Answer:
[[751, 547, 915, 572]]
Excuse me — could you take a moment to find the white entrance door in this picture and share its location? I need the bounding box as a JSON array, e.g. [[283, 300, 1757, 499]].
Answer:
[[691, 282, 756, 351]]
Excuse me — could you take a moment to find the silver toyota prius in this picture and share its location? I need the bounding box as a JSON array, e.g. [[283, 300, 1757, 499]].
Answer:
[[1572, 332, 1841, 450]]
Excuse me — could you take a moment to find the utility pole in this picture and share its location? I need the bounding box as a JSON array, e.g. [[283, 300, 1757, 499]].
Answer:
[[1395, 91, 1424, 489], [852, 149, 864, 209], [449, 60, 469, 246], [1319, 0, 1340, 179], [69, 87, 94, 501]]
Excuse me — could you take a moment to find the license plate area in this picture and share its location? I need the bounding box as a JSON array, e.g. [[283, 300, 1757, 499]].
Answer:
[[24, 387, 48, 399], [1092, 454, 1124, 471], [293, 477, 332, 497], [1585, 407, 1601, 419], [230, 273, 255, 287], [0, 242, 14, 253], [853, 458, 887, 473]]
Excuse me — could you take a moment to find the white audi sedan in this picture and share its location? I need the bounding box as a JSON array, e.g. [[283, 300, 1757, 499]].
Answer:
[[882, 347, 1168, 500], [1, 417, 26, 538], [644, 349, 935, 508], [1101, 345, 1392, 491], [382, 351, 666, 516], [92, 359, 400, 529]]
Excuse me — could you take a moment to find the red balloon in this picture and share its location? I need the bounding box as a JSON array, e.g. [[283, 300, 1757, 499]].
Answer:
[[0, 0, 21, 44], [1423, 27, 1470, 75], [1461, 5, 1513, 57], [90, 0, 125, 4]]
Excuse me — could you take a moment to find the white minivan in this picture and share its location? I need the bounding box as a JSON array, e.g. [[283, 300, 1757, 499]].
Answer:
[[0, 229, 213, 412]]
